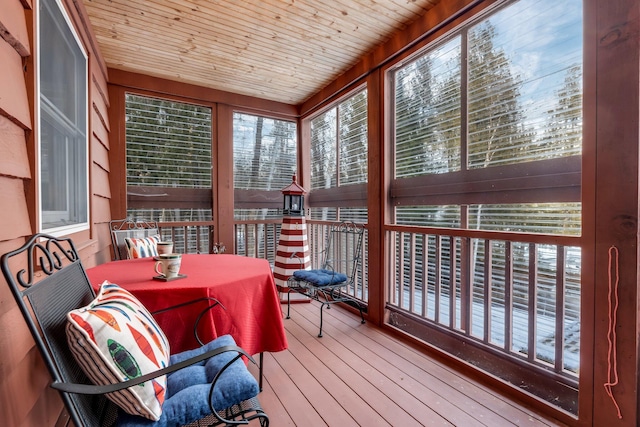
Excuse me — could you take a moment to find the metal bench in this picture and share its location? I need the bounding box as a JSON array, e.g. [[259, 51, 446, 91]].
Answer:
[[285, 221, 366, 337]]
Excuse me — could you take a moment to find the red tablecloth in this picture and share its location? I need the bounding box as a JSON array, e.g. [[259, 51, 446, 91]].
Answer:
[[86, 254, 288, 356]]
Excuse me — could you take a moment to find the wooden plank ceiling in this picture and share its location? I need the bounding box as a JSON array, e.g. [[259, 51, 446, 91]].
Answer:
[[81, 0, 441, 105]]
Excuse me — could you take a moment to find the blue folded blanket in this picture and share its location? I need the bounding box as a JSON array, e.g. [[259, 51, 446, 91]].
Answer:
[[293, 269, 348, 286]]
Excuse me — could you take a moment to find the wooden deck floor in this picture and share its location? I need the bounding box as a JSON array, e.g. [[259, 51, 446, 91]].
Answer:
[[248, 300, 568, 427]]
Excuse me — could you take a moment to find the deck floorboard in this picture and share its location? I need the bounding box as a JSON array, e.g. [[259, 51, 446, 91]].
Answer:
[[248, 301, 567, 427]]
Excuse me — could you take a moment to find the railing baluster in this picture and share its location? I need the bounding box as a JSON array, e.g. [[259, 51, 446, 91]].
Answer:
[[435, 234, 442, 325], [250, 223, 256, 258], [388, 230, 397, 306], [421, 234, 427, 318], [449, 236, 456, 329], [398, 232, 406, 309], [484, 239, 491, 343], [233, 224, 239, 255], [266, 223, 271, 260], [555, 245, 566, 372], [263, 223, 268, 260], [528, 242, 537, 362], [181, 225, 186, 253], [409, 233, 416, 312], [460, 236, 470, 334], [244, 224, 249, 257], [505, 241, 513, 353]]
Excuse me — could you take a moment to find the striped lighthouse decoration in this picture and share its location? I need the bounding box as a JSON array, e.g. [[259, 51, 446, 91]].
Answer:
[[273, 175, 310, 301]]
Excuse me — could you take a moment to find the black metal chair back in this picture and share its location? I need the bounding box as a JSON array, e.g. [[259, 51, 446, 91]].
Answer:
[[1, 234, 117, 426], [109, 218, 159, 260], [318, 221, 365, 291]]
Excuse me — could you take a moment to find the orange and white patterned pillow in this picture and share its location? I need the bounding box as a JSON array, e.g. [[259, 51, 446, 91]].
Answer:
[[124, 235, 160, 259], [66, 281, 170, 420]]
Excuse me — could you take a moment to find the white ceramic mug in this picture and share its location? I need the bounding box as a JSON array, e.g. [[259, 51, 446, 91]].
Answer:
[[156, 241, 174, 256], [154, 253, 182, 279]]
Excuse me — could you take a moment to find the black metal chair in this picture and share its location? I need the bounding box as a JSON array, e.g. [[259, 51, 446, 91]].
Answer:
[[285, 221, 366, 337], [1, 234, 268, 427], [110, 218, 160, 260]]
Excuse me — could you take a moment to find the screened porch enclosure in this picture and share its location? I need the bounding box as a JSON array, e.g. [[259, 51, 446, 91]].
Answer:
[[4, 0, 640, 423], [116, 0, 585, 420]]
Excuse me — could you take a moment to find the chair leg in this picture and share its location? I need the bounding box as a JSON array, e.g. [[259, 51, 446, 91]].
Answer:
[[259, 352, 264, 391], [286, 289, 292, 319], [318, 302, 327, 337]]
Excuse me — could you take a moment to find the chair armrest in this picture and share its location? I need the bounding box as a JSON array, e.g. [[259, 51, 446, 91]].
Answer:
[[51, 344, 255, 395], [151, 297, 226, 346], [150, 296, 225, 315], [207, 348, 259, 425]]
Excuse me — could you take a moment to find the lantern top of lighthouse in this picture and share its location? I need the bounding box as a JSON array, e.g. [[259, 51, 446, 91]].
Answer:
[[281, 174, 306, 195]]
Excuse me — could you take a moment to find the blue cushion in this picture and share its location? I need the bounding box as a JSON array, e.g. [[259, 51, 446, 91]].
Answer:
[[293, 269, 348, 286], [115, 335, 259, 427]]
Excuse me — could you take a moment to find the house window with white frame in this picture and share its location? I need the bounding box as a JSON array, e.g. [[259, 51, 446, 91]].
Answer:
[[39, 0, 89, 233]]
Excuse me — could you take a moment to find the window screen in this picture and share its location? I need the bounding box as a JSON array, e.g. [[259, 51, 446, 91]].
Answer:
[[233, 112, 297, 220], [309, 89, 368, 222], [125, 93, 212, 222], [392, 0, 582, 235]]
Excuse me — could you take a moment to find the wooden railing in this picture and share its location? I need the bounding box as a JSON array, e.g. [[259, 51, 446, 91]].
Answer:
[[233, 219, 282, 260], [385, 225, 581, 412], [157, 221, 215, 254]]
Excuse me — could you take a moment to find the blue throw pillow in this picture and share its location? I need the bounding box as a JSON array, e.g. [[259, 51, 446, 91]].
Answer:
[[293, 269, 348, 286]]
